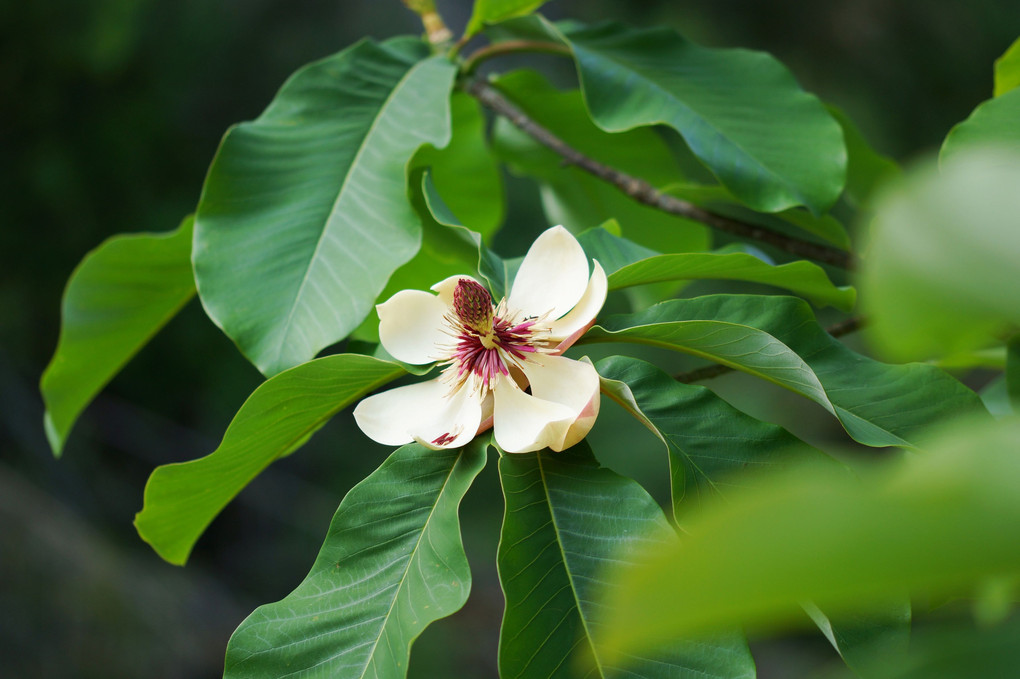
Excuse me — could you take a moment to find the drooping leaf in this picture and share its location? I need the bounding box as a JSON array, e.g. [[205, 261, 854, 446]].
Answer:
[[596, 356, 830, 520], [193, 39, 457, 376], [414, 91, 504, 238], [600, 416, 1020, 658], [608, 251, 855, 310], [464, 0, 550, 38], [134, 354, 406, 565], [994, 36, 1020, 96], [490, 69, 709, 254], [498, 442, 755, 679], [940, 88, 1020, 163], [860, 151, 1020, 363], [224, 440, 487, 679], [41, 216, 196, 456], [582, 295, 986, 447], [491, 17, 847, 214]]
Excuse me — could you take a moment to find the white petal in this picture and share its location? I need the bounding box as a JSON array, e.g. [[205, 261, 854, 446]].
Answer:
[[507, 226, 590, 321], [548, 260, 607, 347], [353, 379, 482, 449], [492, 377, 576, 454], [377, 290, 449, 365], [519, 355, 601, 450]]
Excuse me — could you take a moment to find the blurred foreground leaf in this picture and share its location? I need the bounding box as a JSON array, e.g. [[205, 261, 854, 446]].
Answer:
[[602, 416, 1020, 660], [224, 440, 487, 678], [41, 216, 195, 456]]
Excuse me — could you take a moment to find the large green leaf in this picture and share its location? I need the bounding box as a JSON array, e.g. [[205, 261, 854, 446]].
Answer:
[[41, 216, 195, 456], [193, 39, 457, 376], [492, 17, 846, 214], [608, 251, 855, 310], [498, 442, 755, 679], [994, 36, 1020, 96], [595, 356, 829, 520], [464, 0, 549, 38], [940, 88, 1020, 163], [491, 69, 709, 254], [860, 151, 1020, 362], [225, 440, 487, 678], [600, 416, 1020, 658], [134, 354, 406, 565], [414, 91, 504, 238], [826, 105, 899, 209], [582, 295, 985, 447]]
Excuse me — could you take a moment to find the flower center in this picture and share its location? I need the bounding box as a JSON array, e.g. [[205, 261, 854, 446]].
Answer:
[[439, 279, 550, 395]]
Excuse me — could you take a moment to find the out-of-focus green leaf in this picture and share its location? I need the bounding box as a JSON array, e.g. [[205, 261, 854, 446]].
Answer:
[[601, 416, 1020, 659], [608, 251, 855, 310], [464, 0, 549, 38], [415, 92, 504, 238], [940, 89, 1020, 162], [492, 17, 846, 214], [134, 354, 406, 565], [224, 440, 487, 678], [583, 295, 986, 447], [193, 39, 457, 376], [860, 151, 1020, 362], [41, 216, 195, 457], [827, 105, 899, 208], [994, 36, 1020, 96], [1008, 337, 1020, 407], [498, 441, 755, 679], [491, 69, 709, 254], [804, 601, 911, 678], [596, 356, 828, 520]]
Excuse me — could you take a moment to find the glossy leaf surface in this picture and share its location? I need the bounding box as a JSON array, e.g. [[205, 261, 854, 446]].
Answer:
[[225, 440, 487, 678], [491, 70, 708, 254], [194, 39, 457, 376], [584, 295, 985, 447], [940, 87, 1020, 162], [601, 417, 1020, 657], [861, 151, 1020, 362], [498, 442, 755, 679], [596, 356, 829, 520], [134, 354, 406, 565], [41, 216, 195, 456], [465, 0, 549, 37]]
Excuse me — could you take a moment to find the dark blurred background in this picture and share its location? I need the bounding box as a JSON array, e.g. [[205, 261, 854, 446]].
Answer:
[[2, 1, 1017, 677]]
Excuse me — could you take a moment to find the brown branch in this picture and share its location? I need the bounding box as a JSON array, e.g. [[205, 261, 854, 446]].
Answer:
[[464, 78, 856, 270], [674, 316, 867, 384], [461, 40, 572, 75]]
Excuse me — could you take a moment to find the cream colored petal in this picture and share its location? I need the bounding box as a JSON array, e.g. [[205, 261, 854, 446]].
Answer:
[[548, 260, 607, 347], [519, 355, 601, 450], [492, 377, 577, 454], [354, 379, 481, 449], [377, 290, 450, 365], [507, 226, 591, 320]]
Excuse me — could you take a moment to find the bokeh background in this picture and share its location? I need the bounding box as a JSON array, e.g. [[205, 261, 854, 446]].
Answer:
[[3, 1, 1018, 677]]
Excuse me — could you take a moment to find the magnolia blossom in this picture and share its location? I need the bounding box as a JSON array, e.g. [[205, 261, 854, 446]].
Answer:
[[354, 226, 607, 453]]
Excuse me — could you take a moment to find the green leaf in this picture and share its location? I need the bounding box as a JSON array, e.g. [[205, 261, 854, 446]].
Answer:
[[940, 88, 1020, 163], [827, 105, 899, 208], [414, 92, 504, 238], [491, 69, 709, 254], [804, 601, 911, 678], [600, 416, 1020, 658], [596, 356, 830, 520], [492, 17, 846, 214], [498, 442, 755, 679], [575, 222, 661, 275], [134, 354, 406, 565], [583, 295, 986, 448], [994, 36, 1020, 97], [860, 151, 1020, 362], [1008, 337, 1020, 408], [608, 251, 855, 311], [464, 0, 549, 38], [193, 39, 457, 376], [41, 216, 196, 456], [224, 440, 487, 678]]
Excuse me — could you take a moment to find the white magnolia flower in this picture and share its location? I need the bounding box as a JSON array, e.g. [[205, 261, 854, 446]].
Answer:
[[354, 226, 607, 453]]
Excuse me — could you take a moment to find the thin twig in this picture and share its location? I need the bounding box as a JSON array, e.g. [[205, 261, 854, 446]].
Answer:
[[464, 78, 856, 270], [674, 316, 867, 384], [461, 40, 571, 74]]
